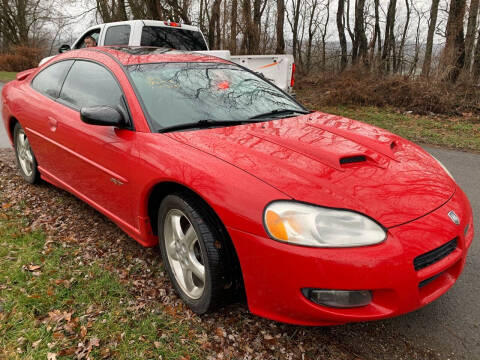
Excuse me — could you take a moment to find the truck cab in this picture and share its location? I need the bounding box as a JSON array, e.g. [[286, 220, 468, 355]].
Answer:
[[69, 20, 209, 51], [45, 20, 295, 93]]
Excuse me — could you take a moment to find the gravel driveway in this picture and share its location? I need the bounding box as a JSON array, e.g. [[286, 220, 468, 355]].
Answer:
[[0, 90, 478, 358]]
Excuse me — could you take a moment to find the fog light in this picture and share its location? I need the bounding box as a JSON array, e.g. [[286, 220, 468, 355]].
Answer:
[[302, 288, 372, 308]]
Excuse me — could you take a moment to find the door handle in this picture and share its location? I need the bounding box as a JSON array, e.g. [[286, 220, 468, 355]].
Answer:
[[48, 117, 58, 132]]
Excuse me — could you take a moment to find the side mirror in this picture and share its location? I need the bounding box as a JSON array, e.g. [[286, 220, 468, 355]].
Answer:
[[80, 106, 125, 127], [58, 44, 71, 53]]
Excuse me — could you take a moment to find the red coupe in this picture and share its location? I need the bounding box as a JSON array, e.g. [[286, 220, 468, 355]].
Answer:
[[1, 47, 474, 326]]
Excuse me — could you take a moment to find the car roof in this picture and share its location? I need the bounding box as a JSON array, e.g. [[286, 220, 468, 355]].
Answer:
[[84, 46, 230, 66]]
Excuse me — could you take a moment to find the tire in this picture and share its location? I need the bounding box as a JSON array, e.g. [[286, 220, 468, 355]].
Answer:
[[13, 123, 40, 184], [158, 193, 229, 314]]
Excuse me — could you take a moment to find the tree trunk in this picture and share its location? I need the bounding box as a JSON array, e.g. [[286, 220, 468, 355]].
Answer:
[[337, 0, 348, 70], [291, 0, 301, 61], [276, 0, 285, 53], [473, 29, 480, 81], [353, 0, 368, 65], [369, 0, 381, 67], [442, 0, 466, 82], [465, 0, 479, 72], [208, 0, 222, 49], [382, 0, 397, 73], [396, 0, 411, 73], [321, 0, 330, 71], [230, 0, 237, 53], [421, 0, 440, 77]]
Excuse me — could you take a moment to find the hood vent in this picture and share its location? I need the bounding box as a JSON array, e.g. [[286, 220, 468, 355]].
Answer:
[[340, 155, 367, 165]]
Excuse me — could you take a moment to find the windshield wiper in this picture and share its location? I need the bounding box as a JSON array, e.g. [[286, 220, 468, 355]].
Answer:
[[158, 119, 261, 133], [249, 108, 309, 120]]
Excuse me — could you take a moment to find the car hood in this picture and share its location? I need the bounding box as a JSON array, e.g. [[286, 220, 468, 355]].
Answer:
[[166, 112, 455, 228]]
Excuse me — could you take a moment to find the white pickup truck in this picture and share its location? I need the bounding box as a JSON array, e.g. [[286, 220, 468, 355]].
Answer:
[[40, 20, 295, 93]]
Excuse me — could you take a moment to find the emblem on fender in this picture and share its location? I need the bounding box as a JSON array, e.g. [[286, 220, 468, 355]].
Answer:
[[448, 210, 460, 225]]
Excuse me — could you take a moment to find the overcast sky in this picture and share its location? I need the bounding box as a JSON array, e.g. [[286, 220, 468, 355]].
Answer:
[[60, 0, 448, 47]]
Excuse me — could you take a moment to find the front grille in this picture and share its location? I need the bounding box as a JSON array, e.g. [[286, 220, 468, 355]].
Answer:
[[419, 272, 443, 288], [414, 238, 457, 271]]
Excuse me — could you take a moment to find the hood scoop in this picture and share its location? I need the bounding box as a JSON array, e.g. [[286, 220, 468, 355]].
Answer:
[[307, 121, 399, 161], [340, 155, 367, 165]]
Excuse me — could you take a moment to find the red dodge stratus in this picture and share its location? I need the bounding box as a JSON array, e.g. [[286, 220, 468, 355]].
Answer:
[[1, 47, 474, 326]]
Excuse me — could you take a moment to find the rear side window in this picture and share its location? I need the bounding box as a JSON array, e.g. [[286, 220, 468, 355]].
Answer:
[[104, 25, 131, 46], [59, 60, 123, 109], [141, 26, 207, 51], [31, 60, 73, 98]]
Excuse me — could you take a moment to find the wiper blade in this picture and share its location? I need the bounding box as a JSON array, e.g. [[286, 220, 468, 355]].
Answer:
[[158, 119, 261, 133], [249, 108, 309, 120]]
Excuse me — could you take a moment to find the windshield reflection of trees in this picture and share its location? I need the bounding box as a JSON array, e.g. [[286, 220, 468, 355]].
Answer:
[[129, 63, 298, 126]]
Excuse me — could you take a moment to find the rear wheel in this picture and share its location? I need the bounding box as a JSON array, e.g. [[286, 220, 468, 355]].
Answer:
[[13, 123, 40, 184], [158, 193, 227, 314]]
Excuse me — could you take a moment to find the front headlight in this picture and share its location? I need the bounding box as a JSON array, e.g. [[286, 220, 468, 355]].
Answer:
[[264, 201, 386, 247], [430, 154, 454, 180]]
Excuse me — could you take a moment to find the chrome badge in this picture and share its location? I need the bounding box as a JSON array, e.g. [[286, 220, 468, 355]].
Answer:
[[448, 210, 460, 225]]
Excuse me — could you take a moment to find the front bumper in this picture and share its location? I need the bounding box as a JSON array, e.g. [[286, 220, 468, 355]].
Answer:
[[229, 187, 474, 326]]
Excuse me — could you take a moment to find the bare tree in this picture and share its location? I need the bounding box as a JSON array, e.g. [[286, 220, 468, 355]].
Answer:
[[441, 0, 466, 82], [395, 0, 411, 73], [208, 0, 222, 49], [352, 0, 368, 65], [230, 0, 238, 53], [369, 0, 382, 67], [320, 0, 330, 70], [337, 0, 348, 70], [421, 0, 440, 76], [276, 0, 285, 53], [382, 0, 397, 73], [464, 0, 479, 72], [473, 28, 480, 80], [287, 0, 302, 61]]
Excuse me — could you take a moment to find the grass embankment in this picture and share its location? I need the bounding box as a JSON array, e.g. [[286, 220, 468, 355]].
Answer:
[[295, 94, 480, 152], [296, 72, 480, 152], [0, 207, 203, 359], [0, 71, 16, 83], [319, 106, 480, 152]]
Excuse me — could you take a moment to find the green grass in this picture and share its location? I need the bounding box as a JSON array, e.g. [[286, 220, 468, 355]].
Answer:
[[0, 209, 204, 359], [319, 105, 480, 152], [0, 71, 16, 83]]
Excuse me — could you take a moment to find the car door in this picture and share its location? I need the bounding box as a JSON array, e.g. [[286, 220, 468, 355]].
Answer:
[[49, 59, 139, 227], [24, 60, 74, 173]]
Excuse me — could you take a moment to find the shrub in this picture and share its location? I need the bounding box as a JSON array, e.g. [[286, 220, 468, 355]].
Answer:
[[0, 45, 42, 72], [296, 68, 480, 115]]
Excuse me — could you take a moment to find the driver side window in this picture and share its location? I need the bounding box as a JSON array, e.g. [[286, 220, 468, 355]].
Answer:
[[75, 29, 101, 49], [59, 60, 123, 110]]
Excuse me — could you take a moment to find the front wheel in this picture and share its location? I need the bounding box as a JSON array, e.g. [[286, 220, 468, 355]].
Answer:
[[13, 123, 40, 184], [158, 193, 228, 314]]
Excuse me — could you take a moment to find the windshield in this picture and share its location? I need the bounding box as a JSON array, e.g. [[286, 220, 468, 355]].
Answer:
[[141, 26, 208, 51], [128, 62, 305, 130]]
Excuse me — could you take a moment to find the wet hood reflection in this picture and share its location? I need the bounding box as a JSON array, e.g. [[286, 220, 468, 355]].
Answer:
[[167, 111, 455, 228]]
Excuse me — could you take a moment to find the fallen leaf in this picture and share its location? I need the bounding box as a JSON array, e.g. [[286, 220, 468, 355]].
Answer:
[[47, 353, 57, 360], [58, 347, 76, 356], [100, 347, 111, 358], [80, 325, 87, 338], [32, 339, 41, 349], [48, 310, 64, 323], [90, 337, 100, 347], [215, 327, 225, 337]]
